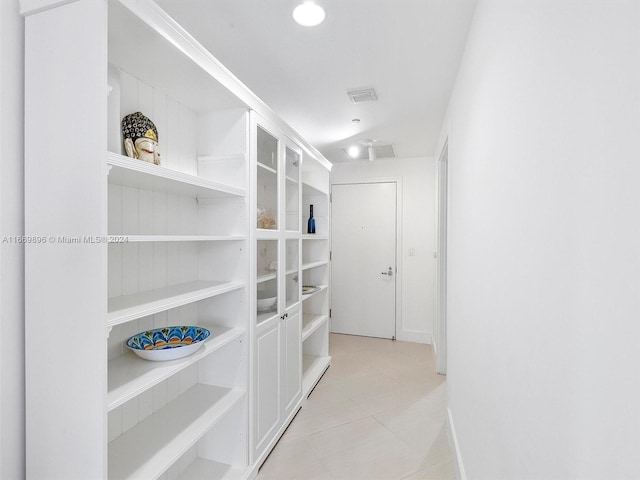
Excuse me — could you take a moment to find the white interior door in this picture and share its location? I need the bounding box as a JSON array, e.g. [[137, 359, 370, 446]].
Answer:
[[331, 182, 397, 339]]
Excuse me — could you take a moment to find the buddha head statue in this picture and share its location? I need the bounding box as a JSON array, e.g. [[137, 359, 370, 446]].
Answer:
[[121, 111, 160, 165]]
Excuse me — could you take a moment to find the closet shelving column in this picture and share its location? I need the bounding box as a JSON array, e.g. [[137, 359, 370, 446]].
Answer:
[[106, 0, 256, 474], [300, 157, 332, 397], [251, 115, 304, 466], [105, 1, 254, 477], [106, 152, 249, 480]]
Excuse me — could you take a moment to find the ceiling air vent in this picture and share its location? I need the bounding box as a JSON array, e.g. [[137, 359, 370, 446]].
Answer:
[[347, 88, 378, 103], [372, 144, 395, 158]]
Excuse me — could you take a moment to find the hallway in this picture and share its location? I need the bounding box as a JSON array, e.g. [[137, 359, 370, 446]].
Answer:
[[257, 334, 453, 480]]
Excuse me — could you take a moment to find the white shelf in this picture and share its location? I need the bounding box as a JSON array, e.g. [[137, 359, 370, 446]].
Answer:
[[302, 355, 331, 397], [107, 280, 245, 327], [108, 384, 245, 480], [108, 326, 245, 411], [302, 260, 329, 271], [107, 152, 245, 199], [302, 314, 328, 342], [110, 235, 245, 243], [302, 284, 328, 301], [178, 458, 246, 480], [285, 175, 298, 184], [256, 229, 279, 240], [302, 234, 328, 240], [256, 162, 277, 175], [285, 298, 300, 310], [256, 271, 277, 283]]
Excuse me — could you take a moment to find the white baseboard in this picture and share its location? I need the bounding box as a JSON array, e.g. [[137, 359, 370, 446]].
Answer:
[[396, 330, 432, 344], [447, 407, 467, 480]]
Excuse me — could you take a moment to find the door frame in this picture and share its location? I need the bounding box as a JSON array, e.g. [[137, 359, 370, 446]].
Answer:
[[436, 141, 448, 374], [330, 177, 403, 340]]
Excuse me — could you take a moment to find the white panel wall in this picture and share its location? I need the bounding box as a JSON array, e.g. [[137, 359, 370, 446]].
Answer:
[[0, 1, 25, 478], [441, 1, 640, 478], [331, 157, 437, 343]]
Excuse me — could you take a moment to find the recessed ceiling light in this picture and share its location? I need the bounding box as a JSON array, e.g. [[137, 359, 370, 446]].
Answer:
[[347, 145, 360, 158], [292, 1, 325, 27]]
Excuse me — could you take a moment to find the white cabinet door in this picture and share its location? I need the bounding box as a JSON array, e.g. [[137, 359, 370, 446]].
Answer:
[[282, 308, 302, 416], [255, 317, 281, 454]]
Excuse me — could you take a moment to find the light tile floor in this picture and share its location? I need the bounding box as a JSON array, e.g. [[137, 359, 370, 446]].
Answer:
[[256, 333, 454, 480]]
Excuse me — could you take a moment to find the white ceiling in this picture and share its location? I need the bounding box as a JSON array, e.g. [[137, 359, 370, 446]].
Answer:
[[155, 0, 477, 163]]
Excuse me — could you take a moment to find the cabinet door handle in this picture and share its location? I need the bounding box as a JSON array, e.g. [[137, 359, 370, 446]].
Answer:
[[381, 267, 394, 277]]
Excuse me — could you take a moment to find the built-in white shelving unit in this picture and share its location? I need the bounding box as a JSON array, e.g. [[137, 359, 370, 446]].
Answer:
[[251, 116, 306, 466], [22, 0, 331, 478], [300, 164, 332, 399], [104, 16, 252, 473]]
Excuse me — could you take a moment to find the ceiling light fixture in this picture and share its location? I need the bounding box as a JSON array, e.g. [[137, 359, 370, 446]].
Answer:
[[368, 146, 377, 162], [292, 1, 325, 27], [358, 139, 376, 161], [347, 145, 360, 158]]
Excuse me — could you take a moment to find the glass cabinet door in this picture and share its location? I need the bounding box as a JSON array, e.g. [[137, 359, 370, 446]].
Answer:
[[256, 126, 278, 230], [285, 239, 299, 308], [257, 239, 278, 322], [285, 145, 300, 232], [256, 124, 279, 323]]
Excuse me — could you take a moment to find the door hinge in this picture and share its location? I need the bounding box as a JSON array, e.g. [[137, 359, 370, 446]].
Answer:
[[329, 251, 332, 261], [329, 309, 332, 318]]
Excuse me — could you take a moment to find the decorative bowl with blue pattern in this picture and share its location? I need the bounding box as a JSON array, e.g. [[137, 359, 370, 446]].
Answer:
[[126, 325, 211, 361]]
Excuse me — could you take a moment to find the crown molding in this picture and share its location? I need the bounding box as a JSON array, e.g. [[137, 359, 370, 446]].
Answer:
[[20, 0, 80, 16]]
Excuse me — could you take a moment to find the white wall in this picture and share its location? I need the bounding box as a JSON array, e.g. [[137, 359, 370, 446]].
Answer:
[[0, 1, 25, 479], [441, 1, 640, 478], [331, 157, 437, 343]]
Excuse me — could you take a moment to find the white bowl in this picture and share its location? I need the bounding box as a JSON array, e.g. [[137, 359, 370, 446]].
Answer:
[[257, 292, 276, 312]]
